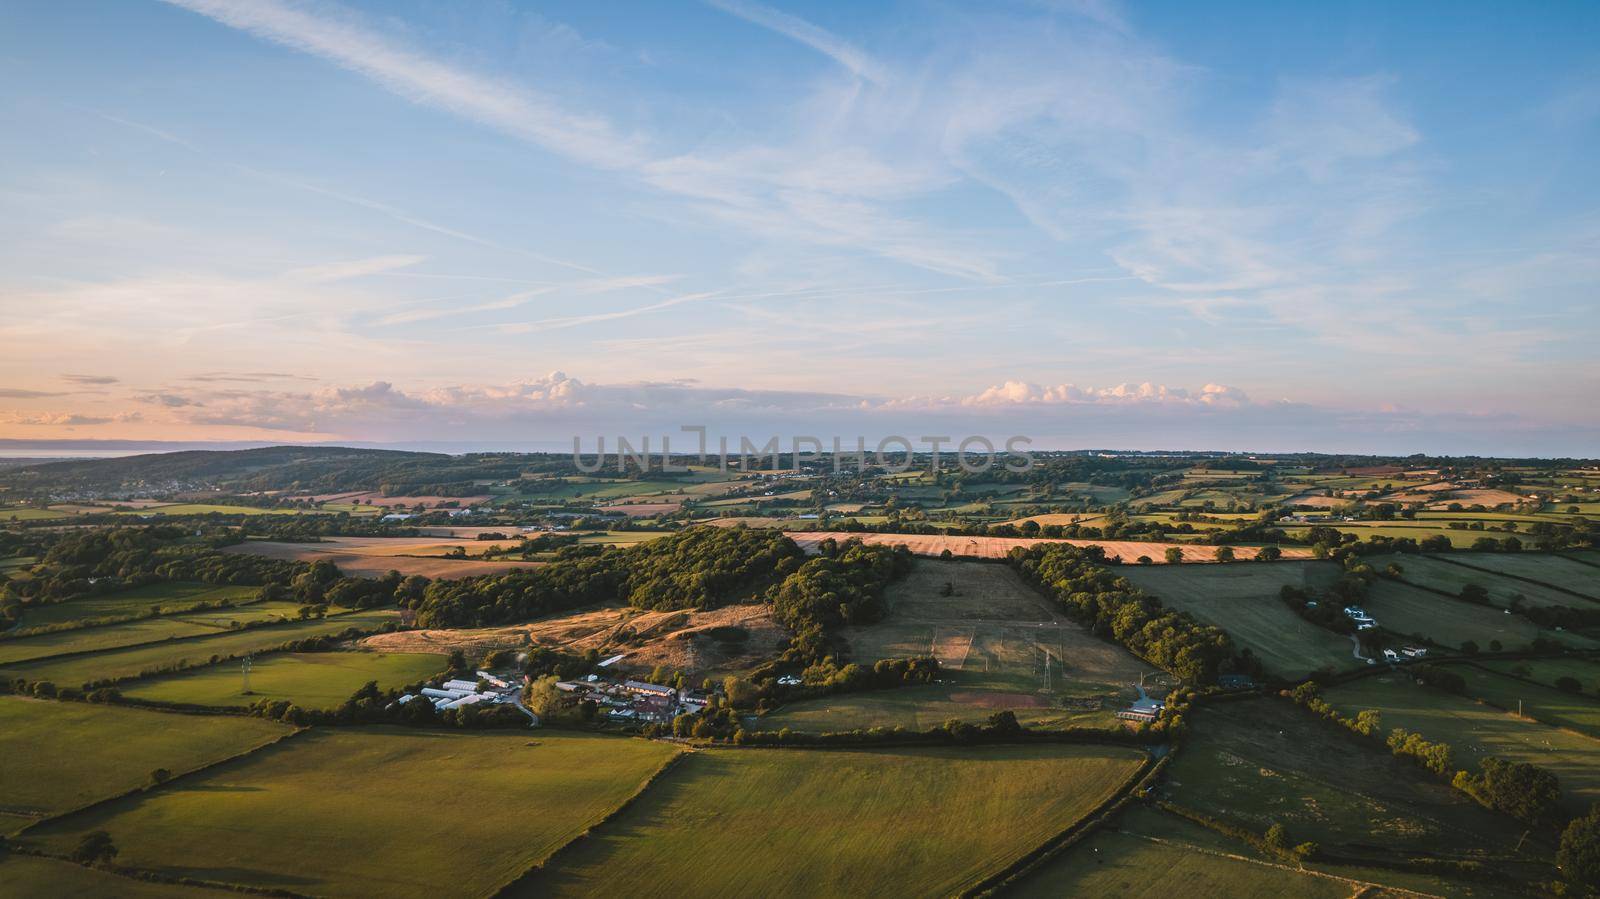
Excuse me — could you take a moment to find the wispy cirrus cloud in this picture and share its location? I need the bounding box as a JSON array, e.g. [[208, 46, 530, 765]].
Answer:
[[704, 0, 890, 84], [160, 0, 648, 169], [60, 374, 121, 386], [283, 254, 426, 283]]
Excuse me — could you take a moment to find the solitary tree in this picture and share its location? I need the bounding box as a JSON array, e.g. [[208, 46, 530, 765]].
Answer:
[[1214, 546, 1236, 563], [1164, 547, 1184, 565], [1561, 806, 1600, 891], [71, 831, 118, 866]]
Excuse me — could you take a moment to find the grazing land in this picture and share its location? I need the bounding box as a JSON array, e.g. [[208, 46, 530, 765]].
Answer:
[[11, 582, 262, 630], [1482, 657, 1600, 694], [1119, 562, 1356, 679], [0, 609, 398, 687], [0, 855, 239, 897], [1010, 806, 1361, 899], [0, 697, 290, 833], [1326, 674, 1600, 812], [1435, 553, 1600, 600], [514, 744, 1147, 898], [1365, 580, 1595, 650], [119, 651, 446, 709], [1450, 664, 1600, 740], [19, 729, 681, 899], [1372, 554, 1583, 608], [768, 560, 1155, 730], [0, 601, 307, 666], [1163, 697, 1530, 859]]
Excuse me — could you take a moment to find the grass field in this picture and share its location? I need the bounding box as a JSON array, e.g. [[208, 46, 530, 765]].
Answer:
[[20, 728, 681, 899], [515, 744, 1147, 897], [1163, 697, 1529, 858], [113, 503, 305, 516], [786, 532, 1308, 562], [0, 601, 308, 666], [1482, 657, 1600, 694], [1119, 562, 1356, 679], [0, 506, 67, 521], [1450, 664, 1600, 740], [0, 697, 290, 833], [1436, 554, 1600, 601], [0, 855, 238, 897], [1327, 674, 1600, 812], [13, 582, 262, 630], [1371, 554, 1582, 609], [1010, 806, 1358, 899], [0, 609, 398, 687], [120, 651, 445, 708], [1365, 580, 1595, 650], [766, 560, 1155, 729]]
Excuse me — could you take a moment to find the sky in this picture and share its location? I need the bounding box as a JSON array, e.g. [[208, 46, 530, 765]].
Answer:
[[0, 0, 1597, 456]]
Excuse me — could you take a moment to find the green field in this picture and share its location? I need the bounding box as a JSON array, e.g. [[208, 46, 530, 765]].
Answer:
[[0, 855, 237, 898], [1371, 554, 1581, 609], [0, 601, 308, 666], [13, 582, 263, 630], [0, 697, 290, 833], [1483, 657, 1600, 694], [765, 560, 1155, 729], [1450, 664, 1600, 740], [120, 651, 446, 708], [1436, 554, 1600, 601], [0, 506, 67, 521], [1366, 580, 1594, 651], [516, 744, 1147, 897], [1163, 697, 1529, 859], [113, 503, 304, 516], [20, 728, 681, 898], [1119, 562, 1356, 679], [1327, 674, 1600, 812], [1010, 806, 1357, 899], [0, 609, 397, 687]]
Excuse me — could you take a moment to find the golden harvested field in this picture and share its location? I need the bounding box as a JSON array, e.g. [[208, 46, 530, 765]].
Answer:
[[1281, 493, 1341, 508], [785, 532, 1310, 563], [222, 537, 544, 578]]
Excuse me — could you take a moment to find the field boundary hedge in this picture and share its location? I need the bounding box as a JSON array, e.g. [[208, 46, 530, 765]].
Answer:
[[487, 746, 691, 897], [962, 749, 1167, 898], [0, 605, 381, 671], [1426, 554, 1600, 604], [0, 845, 313, 898], [11, 723, 306, 839]]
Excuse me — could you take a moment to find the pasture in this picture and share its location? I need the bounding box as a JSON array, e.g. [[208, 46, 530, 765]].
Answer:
[[0, 855, 239, 897], [1011, 807, 1358, 899], [19, 728, 681, 899], [1163, 697, 1528, 858], [515, 744, 1148, 897], [766, 560, 1155, 729], [1365, 580, 1594, 650], [0, 609, 398, 687], [1371, 554, 1581, 609], [113, 503, 304, 516], [119, 651, 446, 709], [0, 601, 306, 666], [1119, 563, 1356, 679], [1436, 554, 1599, 601], [1483, 657, 1600, 694], [0, 697, 290, 833], [1449, 664, 1600, 740], [12, 582, 262, 630], [1327, 674, 1600, 812]]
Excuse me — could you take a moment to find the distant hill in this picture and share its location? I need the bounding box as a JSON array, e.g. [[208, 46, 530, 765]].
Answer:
[[0, 445, 534, 496]]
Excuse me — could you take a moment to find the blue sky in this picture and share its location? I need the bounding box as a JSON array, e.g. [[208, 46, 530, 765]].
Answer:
[[0, 0, 1596, 454]]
